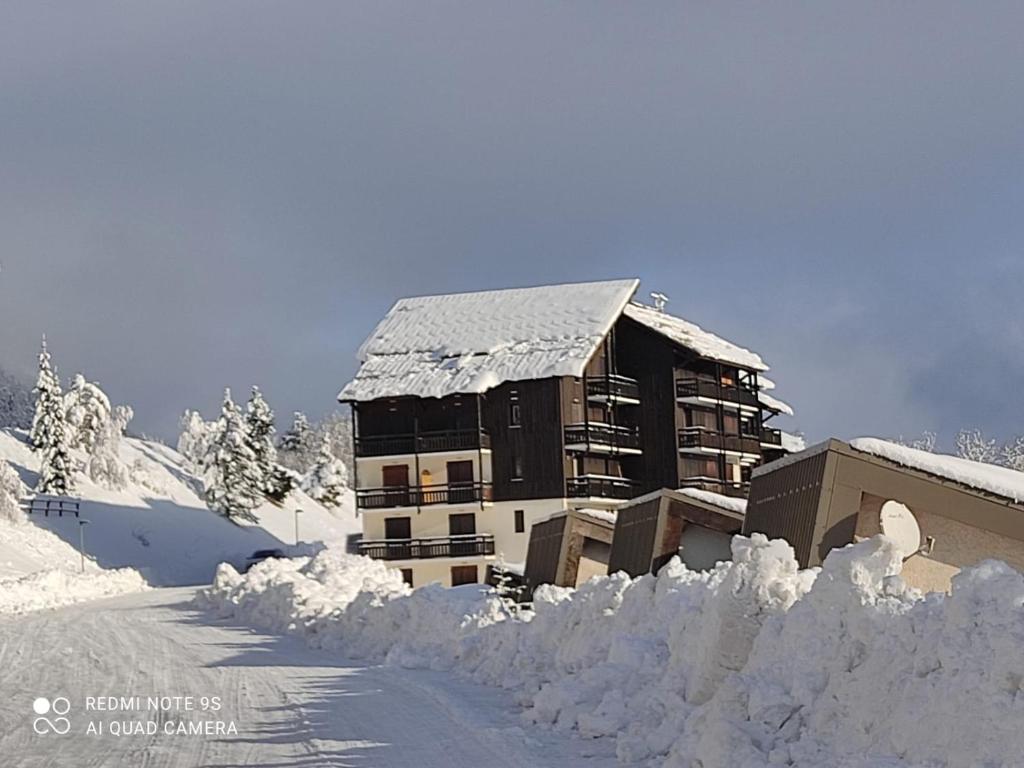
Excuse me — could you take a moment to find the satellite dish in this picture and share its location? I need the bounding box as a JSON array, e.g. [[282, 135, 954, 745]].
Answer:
[[880, 500, 921, 559]]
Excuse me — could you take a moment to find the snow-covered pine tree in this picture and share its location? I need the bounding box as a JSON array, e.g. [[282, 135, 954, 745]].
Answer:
[[0, 459, 26, 524], [301, 434, 348, 508], [87, 402, 132, 490], [279, 411, 310, 452], [203, 389, 263, 523], [64, 374, 113, 454], [244, 386, 278, 495], [30, 337, 60, 451], [30, 338, 75, 495], [177, 409, 216, 473], [310, 411, 355, 480], [278, 411, 316, 473]]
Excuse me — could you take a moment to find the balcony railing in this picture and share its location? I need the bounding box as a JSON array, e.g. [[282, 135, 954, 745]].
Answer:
[[356, 482, 493, 510], [566, 475, 635, 500], [675, 377, 759, 409], [358, 534, 496, 561], [759, 427, 782, 447], [678, 427, 761, 456], [355, 429, 491, 458], [586, 374, 640, 403], [564, 423, 642, 453], [678, 478, 750, 499]]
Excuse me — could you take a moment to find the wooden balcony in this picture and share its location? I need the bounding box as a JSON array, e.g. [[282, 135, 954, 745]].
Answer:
[[357, 534, 496, 561], [759, 427, 782, 447], [355, 429, 491, 458], [678, 478, 750, 499], [564, 423, 642, 454], [356, 482, 493, 510], [678, 427, 761, 456], [676, 377, 759, 409], [586, 374, 640, 404], [566, 475, 635, 500]]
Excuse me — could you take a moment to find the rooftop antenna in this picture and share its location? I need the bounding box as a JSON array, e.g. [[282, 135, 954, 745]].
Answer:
[[650, 292, 669, 313]]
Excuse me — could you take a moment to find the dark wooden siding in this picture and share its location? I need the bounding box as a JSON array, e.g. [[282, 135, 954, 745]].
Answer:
[[524, 515, 567, 591], [743, 450, 829, 567], [615, 316, 679, 493], [356, 394, 479, 436], [482, 378, 565, 501], [607, 497, 662, 577]]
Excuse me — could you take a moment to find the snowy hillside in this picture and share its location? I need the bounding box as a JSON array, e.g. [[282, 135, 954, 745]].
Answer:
[[0, 430, 358, 586]]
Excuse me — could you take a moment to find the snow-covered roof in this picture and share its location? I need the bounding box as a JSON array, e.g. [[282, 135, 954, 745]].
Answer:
[[758, 391, 794, 416], [622, 302, 769, 372], [676, 487, 748, 515], [850, 438, 1024, 504], [339, 279, 639, 402], [573, 507, 618, 525], [780, 431, 806, 453]]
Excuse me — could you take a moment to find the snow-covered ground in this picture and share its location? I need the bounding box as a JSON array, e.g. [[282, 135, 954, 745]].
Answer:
[[201, 536, 1024, 768], [0, 429, 359, 589], [0, 588, 616, 767]]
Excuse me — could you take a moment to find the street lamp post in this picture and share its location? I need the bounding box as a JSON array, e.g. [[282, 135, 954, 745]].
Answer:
[[294, 508, 303, 546], [78, 520, 90, 574]]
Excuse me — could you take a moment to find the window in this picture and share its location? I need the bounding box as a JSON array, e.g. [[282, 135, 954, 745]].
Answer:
[[451, 565, 478, 586], [400, 569, 414, 587], [511, 451, 523, 481], [514, 509, 525, 533], [509, 402, 521, 427]]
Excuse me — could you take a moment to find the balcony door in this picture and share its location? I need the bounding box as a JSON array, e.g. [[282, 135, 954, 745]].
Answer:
[[447, 460, 475, 504], [382, 464, 410, 507], [384, 516, 412, 559], [449, 512, 476, 557]]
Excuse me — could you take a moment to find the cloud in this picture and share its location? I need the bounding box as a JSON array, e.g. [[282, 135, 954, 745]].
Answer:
[[0, 2, 1021, 442]]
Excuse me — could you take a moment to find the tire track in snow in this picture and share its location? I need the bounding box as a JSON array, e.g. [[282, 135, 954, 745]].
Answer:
[[0, 588, 616, 768]]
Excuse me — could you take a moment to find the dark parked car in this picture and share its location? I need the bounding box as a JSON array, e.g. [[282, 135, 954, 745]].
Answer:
[[244, 548, 285, 572]]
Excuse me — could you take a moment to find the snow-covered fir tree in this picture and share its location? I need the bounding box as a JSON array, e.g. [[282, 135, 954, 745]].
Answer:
[[311, 411, 355, 478], [244, 386, 278, 494], [30, 338, 75, 495], [301, 434, 348, 508], [0, 459, 26, 524], [177, 409, 216, 473], [64, 374, 113, 454], [203, 389, 263, 523], [87, 403, 132, 490], [0, 367, 34, 429], [30, 337, 61, 451], [278, 411, 317, 473]]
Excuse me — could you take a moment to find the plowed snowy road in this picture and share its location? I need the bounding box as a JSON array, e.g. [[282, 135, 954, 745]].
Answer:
[[0, 588, 615, 768]]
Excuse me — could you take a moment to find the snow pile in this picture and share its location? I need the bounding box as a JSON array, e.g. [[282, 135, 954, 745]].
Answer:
[[0, 566, 147, 615], [201, 534, 1024, 767], [852, 436, 1024, 503]]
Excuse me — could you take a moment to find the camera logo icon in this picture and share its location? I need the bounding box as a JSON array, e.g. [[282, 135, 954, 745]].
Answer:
[[32, 697, 71, 735]]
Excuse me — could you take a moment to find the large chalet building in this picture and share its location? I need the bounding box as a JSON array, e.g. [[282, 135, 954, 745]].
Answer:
[[339, 279, 796, 588]]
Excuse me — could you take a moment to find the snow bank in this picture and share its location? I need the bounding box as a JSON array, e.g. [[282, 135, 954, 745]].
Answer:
[[200, 535, 1024, 767], [0, 566, 147, 615]]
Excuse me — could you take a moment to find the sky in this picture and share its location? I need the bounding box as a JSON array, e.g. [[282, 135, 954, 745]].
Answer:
[[0, 2, 1022, 447]]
